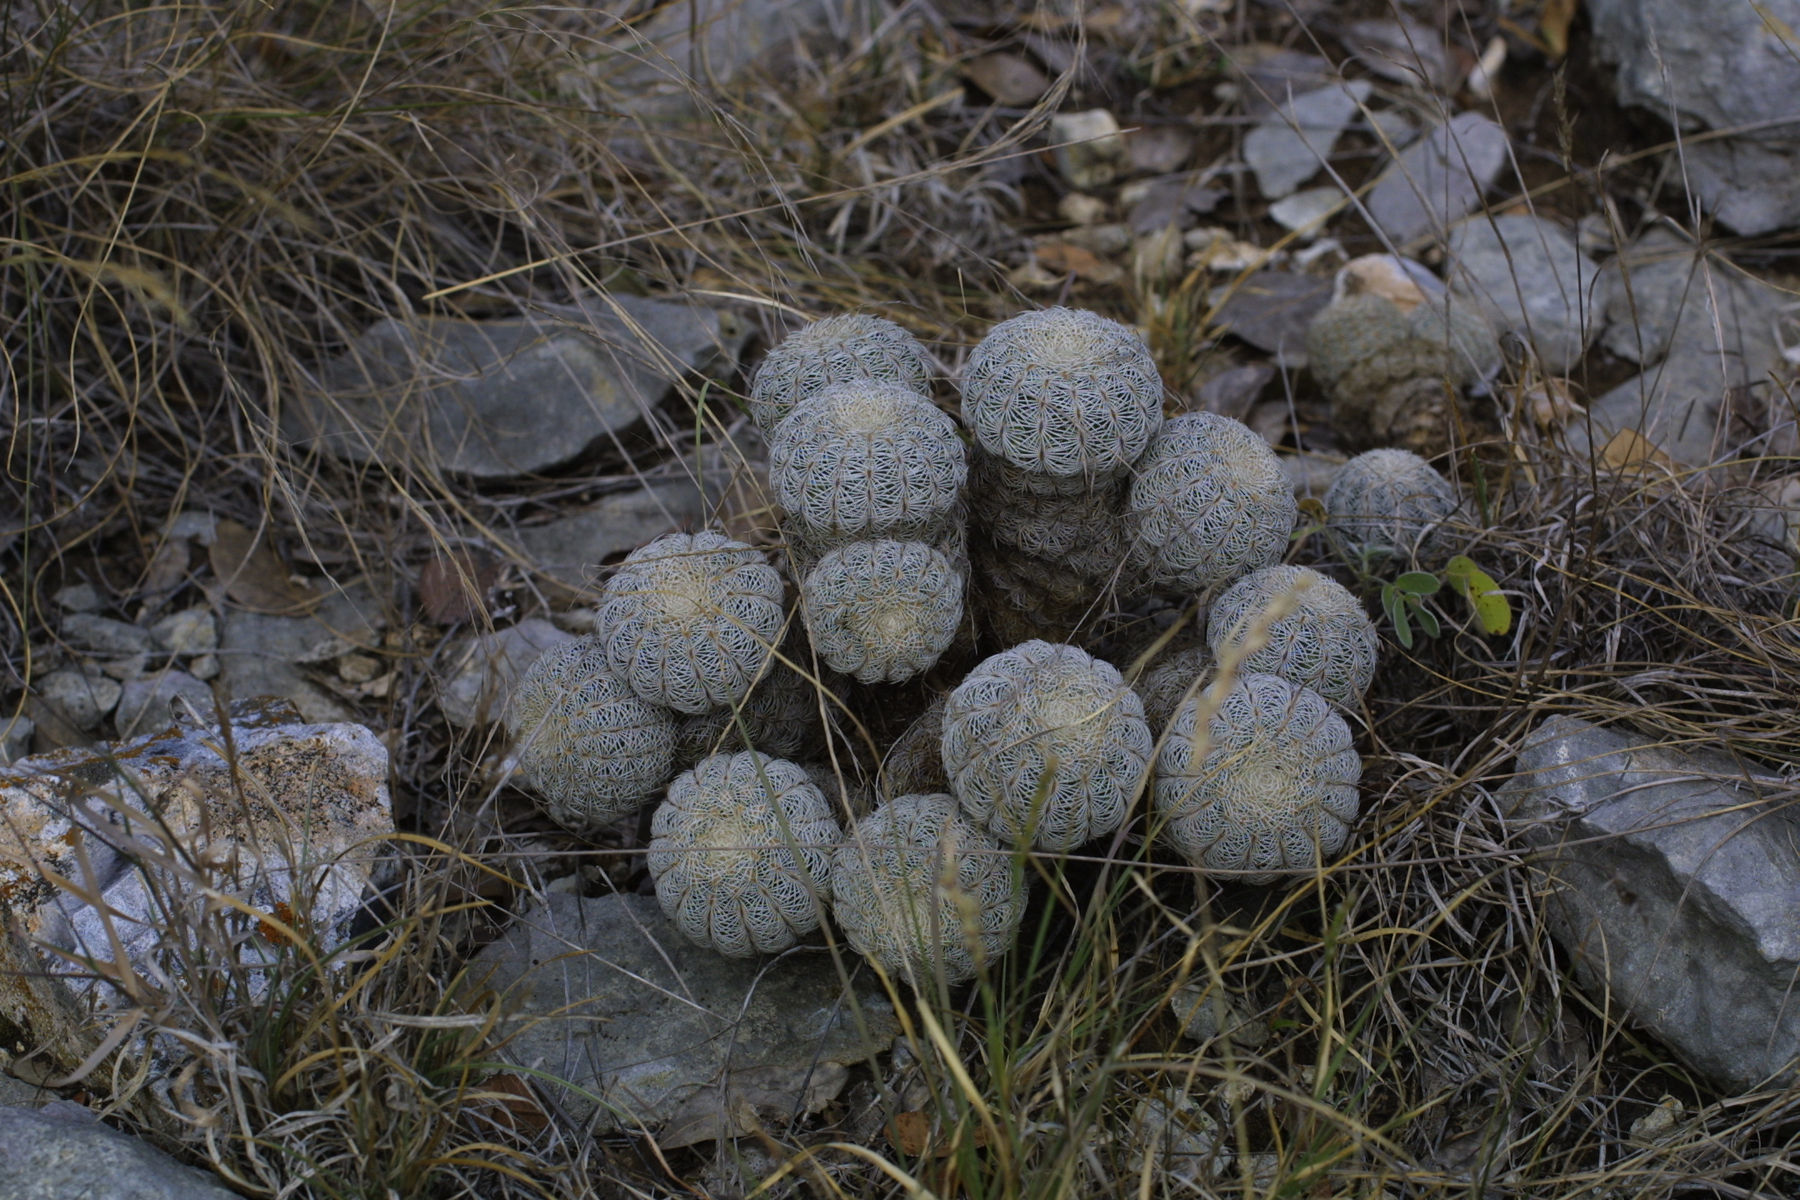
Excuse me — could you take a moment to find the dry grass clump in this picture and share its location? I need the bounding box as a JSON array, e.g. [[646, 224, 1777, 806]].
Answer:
[[5, 1, 1800, 1198]]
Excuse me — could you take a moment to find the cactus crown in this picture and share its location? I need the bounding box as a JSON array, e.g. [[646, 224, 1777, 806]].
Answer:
[[801, 539, 964, 684], [1207, 565, 1379, 708], [507, 637, 678, 835], [749, 313, 933, 434], [941, 640, 1153, 851], [1323, 447, 1461, 564], [829, 792, 1026, 987], [770, 380, 966, 549], [648, 751, 839, 958], [960, 307, 1163, 484], [598, 531, 786, 716], [1153, 673, 1361, 884]]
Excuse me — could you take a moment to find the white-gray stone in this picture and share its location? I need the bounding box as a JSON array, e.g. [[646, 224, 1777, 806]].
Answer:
[[1582, 230, 1791, 468], [0, 1101, 246, 1199], [285, 296, 749, 481], [1446, 214, 1605, 373], [218, 583, 384, 723], [1268, 187, 1346, 238], [1499, 715, 1800, 1092], [34, 669, 120, 732], [1050, 109, 1127, 191], [150, 608, 218, 657], [52, 583, 102, 614], [1243, 81, 1371, 200], [0, 717, 33, 765], [1587, 0, 1800, 235], [114, 669, 215, 738], [465, 892, 900, 1145], [438, 618, 574, 728], [59, 613, 156, 657], [514, 479, 713, 591], [0, 700, 396, 1029], [1365, 113, 1510, 245]]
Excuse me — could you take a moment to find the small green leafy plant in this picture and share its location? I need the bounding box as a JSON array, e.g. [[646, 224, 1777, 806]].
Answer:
[[1380, 571, 1441, 649]]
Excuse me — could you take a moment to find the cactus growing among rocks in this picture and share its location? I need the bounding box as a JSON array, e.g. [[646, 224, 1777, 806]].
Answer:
[[1207, 565, 1379, 708], [941, 640, 1153, 851], [748, 312, 934, 434], [961, 306, 1163, 491], [1126, 413, 1297, 593], [507, 637, 679, 836], [770, 380, 966, 551], [829, 792, 1026, 987], [648, 751, 840, 958], [1153, 673, 1361, 884], [597, 531, 786, 716], [800, 539, 964, 684], [1323, 447, 1462, 565]]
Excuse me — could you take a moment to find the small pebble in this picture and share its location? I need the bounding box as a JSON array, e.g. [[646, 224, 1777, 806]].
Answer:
[[53, 583, 103, 613], [1057, 192, 1109, 226], [152, 607, 219, 656], [1050, 109, 1126, 190]]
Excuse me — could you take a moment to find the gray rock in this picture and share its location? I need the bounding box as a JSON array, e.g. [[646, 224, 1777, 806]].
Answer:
[[150, 608, 217, 657], [60, 613, 156, 657], [1268, 187, 1346, 238], [286, 296, 748, 481], [52, 583, 102, 613], [114, 669, 215, 738], [1243, 81, 1371, 200], [0, 1074, 48, 1108], [1, 717, 33, 765], [0, 700, 396, 1028], [218, 584, 384, 723], [1588, 0, 1800, 235], [1365, 113, 1510, 245], [466, 892, 900, 1144], [1499, 715, 1800, 1092], [1342, 16, 1456, 91], [438, 618, 574, 728], [515, 479, 713, 591], [0, 1101, 245, 1199], [34, 668, 120, 732], [1130, 1091, 1223, 1187], [1582, 230, 1791, 468], [1208, 271, 1333, 366], [1446, 214, 1605, 373]]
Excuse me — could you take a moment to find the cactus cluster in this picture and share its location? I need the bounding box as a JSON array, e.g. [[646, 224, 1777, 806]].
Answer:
[[500, 300, 1509, 985]]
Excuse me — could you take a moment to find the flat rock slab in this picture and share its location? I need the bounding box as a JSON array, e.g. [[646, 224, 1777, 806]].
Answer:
[[1500, 715, 1800, 1092], [1242, 80, 1371, 200], [1447, 214, 1605, 373], [1208, 271, 1333, 367], [1588, 0, 1800, 235], [1364, 112, 1509, 245], [438, 618, 574, 729], [218, 581, 385, 724], [286, 296, 747, 481], [515, 478, 716, 591], [467, 892, 900, 1146], [0, 699, 395, 1033], [1582, 230, 1792, 469], [0, 1101, 245, 1199]]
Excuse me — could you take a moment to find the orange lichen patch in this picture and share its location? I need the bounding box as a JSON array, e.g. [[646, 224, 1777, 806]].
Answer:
[[257, 900, 301, 946]]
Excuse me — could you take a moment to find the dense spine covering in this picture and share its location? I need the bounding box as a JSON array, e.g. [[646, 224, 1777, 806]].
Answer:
[[748, 313, 934, 434], [1322, 448, 1462, 564], [800, 539, 964, 684], [770, 380, 966, 549], [597, 531, 786, 716], [829, 792, 1026, 987], [506, 637, 678, 836], [648, 752, 839, 957], [1207, 565, 1379, 708], [1125, 413, 1297, 592], [1133, 644, 1216, 735], [673, 641, 819, 764], [1153, 673, 1361, 883], [941, 640, 1153, 851], [960, 307, 1164, 489]]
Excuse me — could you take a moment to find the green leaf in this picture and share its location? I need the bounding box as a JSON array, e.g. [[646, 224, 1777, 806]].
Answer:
[[1392, 603, 1415, 649], [1394, 570, 1442, 597], [1412, 602, 1440, 640], [1444, 554, 1513, 635]]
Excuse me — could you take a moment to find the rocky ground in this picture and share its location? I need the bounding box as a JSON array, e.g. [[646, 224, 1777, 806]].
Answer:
[[2, 1, 1799, 1197]]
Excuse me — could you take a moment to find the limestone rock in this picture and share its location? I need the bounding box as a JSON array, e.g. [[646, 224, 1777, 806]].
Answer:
[[1050, 110, 1126, 191], [464, 891, 900, 1145], [32, 668, 119, 733], [218, 582, 384, 723], [0, 699, 396, 1032], [515, 479, 713, 591], [113, 669, 214, 738], [1242, 81, 1371, 200], [1587, 0, 1800, 235], [1499, 715, 1800, 1092], [59, 613, 156, 657], [0, 1101, 245, 1199], [286, 296, 748, 480], [1583, 230, 1792, 468], [1446, 214, 1604, 373], [1365, 112, 1509, 244], [439, 618, 575, 728]]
